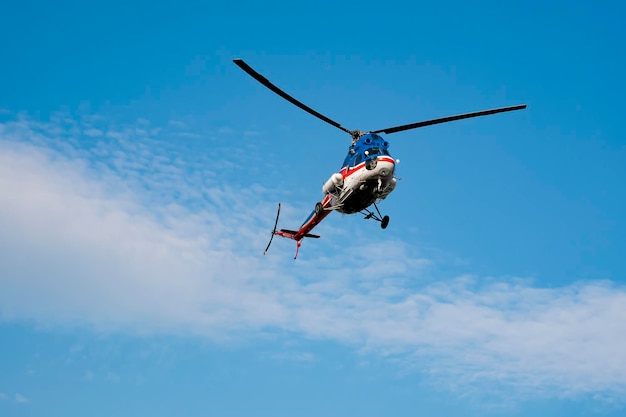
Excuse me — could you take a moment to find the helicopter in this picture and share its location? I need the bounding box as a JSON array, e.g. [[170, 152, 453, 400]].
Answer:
[[233, 58, 526, 258]]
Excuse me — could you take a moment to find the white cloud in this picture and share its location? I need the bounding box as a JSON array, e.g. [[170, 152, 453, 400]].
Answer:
[[168, 120, 187, 129], [83, 128, 103, 137], [14, 393, 28, 404], [0, 392, 29, 404], [1, 115, 626, 402]]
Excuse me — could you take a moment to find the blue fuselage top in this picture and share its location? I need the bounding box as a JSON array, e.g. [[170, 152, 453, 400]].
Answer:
[[341, 133, 392, 169]]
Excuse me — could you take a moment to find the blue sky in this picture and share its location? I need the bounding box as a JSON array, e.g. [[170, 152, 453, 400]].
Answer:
[[1, 1, 625, 416]]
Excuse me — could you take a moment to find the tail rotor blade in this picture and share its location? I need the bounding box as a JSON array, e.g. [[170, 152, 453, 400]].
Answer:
[[263, 203, 281, 255]]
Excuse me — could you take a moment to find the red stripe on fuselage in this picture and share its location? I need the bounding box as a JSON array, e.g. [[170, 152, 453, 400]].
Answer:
[[340, 156, 395, 178]]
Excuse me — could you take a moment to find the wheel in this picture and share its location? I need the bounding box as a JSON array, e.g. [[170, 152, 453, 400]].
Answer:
[[380, 215, 390, 229], [315, 202, 323, 215]]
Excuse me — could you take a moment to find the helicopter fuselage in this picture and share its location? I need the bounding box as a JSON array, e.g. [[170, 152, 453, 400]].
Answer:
[[325, 133, 397, 214]]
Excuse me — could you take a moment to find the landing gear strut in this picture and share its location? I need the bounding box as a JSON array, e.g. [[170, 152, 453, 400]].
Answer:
[[361, 203, 390, 229]]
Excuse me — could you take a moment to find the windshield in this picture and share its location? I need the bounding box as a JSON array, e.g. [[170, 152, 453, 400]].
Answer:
[[364, 147, 389, 156]]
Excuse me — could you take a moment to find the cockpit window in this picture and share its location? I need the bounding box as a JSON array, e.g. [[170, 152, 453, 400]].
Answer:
[[344, 145, 390, 169], [364, 147, 389, 156]]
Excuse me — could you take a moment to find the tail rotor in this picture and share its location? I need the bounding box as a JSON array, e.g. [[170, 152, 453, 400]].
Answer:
[[263, 203, 281, 255]]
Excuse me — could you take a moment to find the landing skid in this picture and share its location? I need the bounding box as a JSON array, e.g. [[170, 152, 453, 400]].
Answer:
[[361, 203, 390, 229]]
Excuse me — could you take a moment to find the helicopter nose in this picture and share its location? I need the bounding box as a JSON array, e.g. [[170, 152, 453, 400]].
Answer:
[[376, 156, 395, 176]]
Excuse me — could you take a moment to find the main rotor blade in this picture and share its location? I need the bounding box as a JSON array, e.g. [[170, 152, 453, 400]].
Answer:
[[233, 59, 353, 136], [371, 104, 527, 135]]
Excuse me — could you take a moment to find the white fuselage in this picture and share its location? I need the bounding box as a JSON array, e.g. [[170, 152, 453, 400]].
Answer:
[[323, 155, 397, 214]]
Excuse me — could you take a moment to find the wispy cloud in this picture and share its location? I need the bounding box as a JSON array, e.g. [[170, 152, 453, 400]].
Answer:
[[1, 113, 626, 402], [270, 351, 316, 363], [14, 394, 28, 404], [83, 128, 103, 137], [0, 392, 28, 404]]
